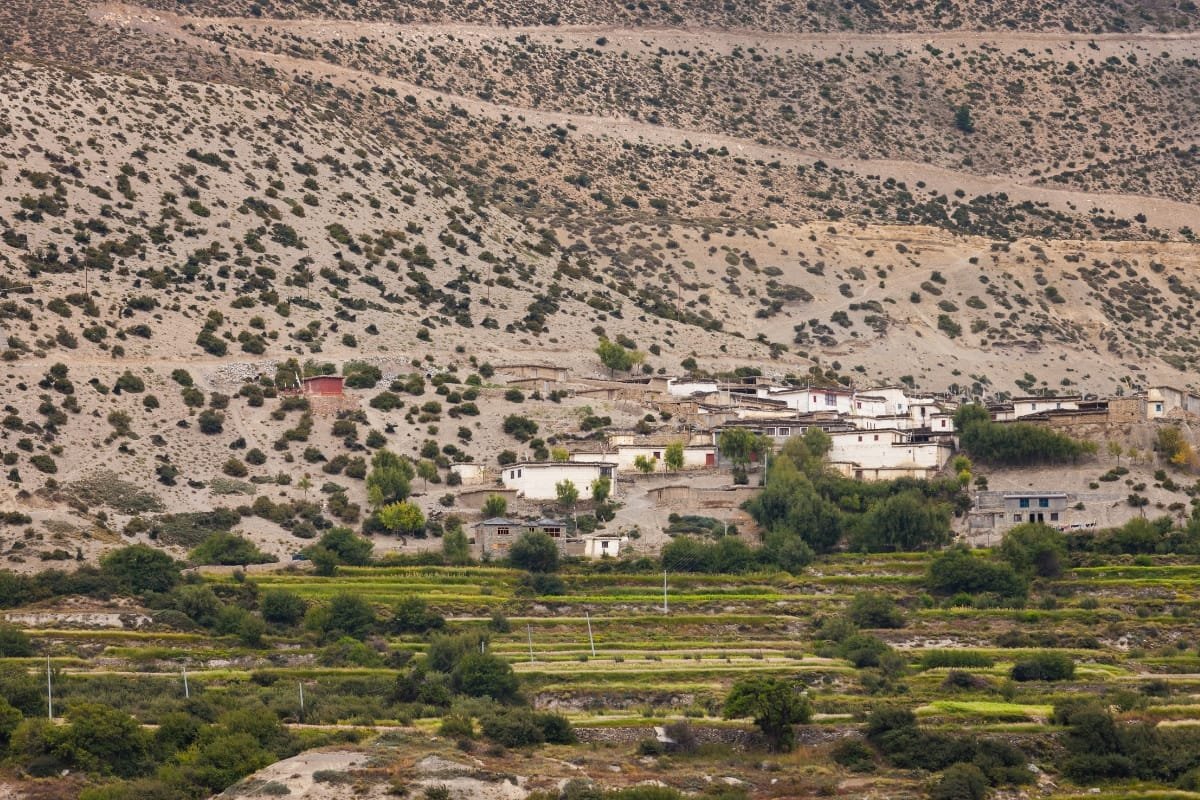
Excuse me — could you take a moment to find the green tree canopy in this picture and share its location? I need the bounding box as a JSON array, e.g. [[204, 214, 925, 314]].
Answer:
[[850, 490, 952, 552], [189, 533, 275, 566], [745, 455, 843, 553], [366, 449, 414, 507], [452, 652, 520, 702], [595, 337, 644, 375], [100, 545, 180, 595], [723, 676, 812, 752], [482, 494, 508, 518], [1000, 522, 1068, 578], [509, 531, 560, 573], [379, 501, 426, 539]]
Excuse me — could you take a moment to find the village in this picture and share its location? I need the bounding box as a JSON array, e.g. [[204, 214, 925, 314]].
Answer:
[[439, 364, 1200, 561]]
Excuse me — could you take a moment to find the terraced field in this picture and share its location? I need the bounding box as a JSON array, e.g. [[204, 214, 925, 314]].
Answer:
[[12, 553, 1200, 742]]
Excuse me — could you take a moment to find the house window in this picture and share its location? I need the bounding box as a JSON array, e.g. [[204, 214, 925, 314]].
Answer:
[[517, 469, 522, 478], [940, 419, 947, 427], [1018, 498, 1030, 508], [1038, 498, 1050, 508], [496, 527, 511, 536], [509, 470, 516, 479], [873, 434, 879, 441], [856, 402, 862, 410], [764, 428, 776, 437], [824, 393, 836, 406], [778, 427, 790, 437], [653, 451, 661, 459], [1013, 514, 1022, 522], [1031, 403, 1037, 411], [601, 540, 610, 550], [544, 527, 562, 538], [1050, 512, 1060, 522], [1156, 403, 1163, 412], [857, 435, 863, 442]]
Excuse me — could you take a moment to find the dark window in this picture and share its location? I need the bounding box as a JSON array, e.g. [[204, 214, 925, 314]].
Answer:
[[1018, 498, 1030, 508], [1038, 498, 1050, 508]]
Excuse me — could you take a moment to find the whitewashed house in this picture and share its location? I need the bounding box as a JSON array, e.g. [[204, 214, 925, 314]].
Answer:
[[500, 461, 617, 500], [826, 429, 954, 480]]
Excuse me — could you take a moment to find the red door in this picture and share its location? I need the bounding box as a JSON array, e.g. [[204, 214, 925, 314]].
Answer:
[[705, 453, 716, 466]]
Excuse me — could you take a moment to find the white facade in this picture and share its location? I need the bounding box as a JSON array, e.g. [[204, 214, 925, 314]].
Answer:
[[583, 535, 626, 558], [570, 445, 715, 473], [667, 378, 721, 397], [827, 429, 954, 479], [500, 462, 617, 500], [995, 396, 1082, 421], [449, 462, 488, 486], [1146, 386, 1200, 419]]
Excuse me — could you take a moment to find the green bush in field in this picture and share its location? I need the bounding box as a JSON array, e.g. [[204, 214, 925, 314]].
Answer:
[[1011, 652, 1074, 682]]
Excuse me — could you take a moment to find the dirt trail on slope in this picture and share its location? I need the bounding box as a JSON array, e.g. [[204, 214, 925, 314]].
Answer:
[[91, 3, 1200, 231]]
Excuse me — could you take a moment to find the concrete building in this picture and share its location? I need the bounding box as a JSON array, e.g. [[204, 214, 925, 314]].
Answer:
[[968, 491, 1096, 537], [583, 535, 627, 558], [826, 429, 955, 480], [570, 443, 716, 472], [500, 461, 617, 500]]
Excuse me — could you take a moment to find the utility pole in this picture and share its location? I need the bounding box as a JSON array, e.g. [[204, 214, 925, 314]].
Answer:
[[298, 682, 305, 722], [585, 611, 596, 657], [662, 570, 669, 615], [526, 624, 535, 663], [183, 665, 190, 699], [46, 656, 53, 720]]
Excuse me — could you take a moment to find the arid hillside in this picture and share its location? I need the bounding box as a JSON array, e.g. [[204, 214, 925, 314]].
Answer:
[[0, 0, 1198, 563]]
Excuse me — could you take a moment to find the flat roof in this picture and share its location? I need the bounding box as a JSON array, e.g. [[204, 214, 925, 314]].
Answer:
[[1002, 492, 1068, 498]]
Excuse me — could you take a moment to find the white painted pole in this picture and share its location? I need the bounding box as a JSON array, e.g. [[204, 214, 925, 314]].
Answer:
[[663, 570, 669, 615], [299, 682, 305, 721], [585, 612, 596, 657], [46, 656, 52, 720], [183, 665, 189, 699]]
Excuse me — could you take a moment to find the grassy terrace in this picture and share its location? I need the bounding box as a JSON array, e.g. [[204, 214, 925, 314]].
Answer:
[[9, 554, 1200, 733]]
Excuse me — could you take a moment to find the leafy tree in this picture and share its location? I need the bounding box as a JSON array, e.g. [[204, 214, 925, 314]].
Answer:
[[555, 479, 579, 510], [100, 545, 180, 594], [1107, 440, 1123, 465], [633, 454, 656, 474], [954, 404, 1095, 465], [954, 104, 975, 133], [719, 427, 770, 469], [379, 501, 425, 539], [590, 477, 612, 504], [850, 490, 952, 552], [664, 441, 685, 472], [320, 593, 376, 640], [442, 525, 471, 565], [452, 652, 519, 702], [595, 337, 644, 375], [65, 702, 152, 777], [416, 459, 438, 489], [365, 449, 413, 507], [1000, 523, 1067, 578], [550, 447, 570, 463], [1011, 651, 1075, 682], [482, 494, 508, 518], [260, 589, 307, 626], [189, 533, 274, 566], [0, 696, 21, 750], [723, 676, 812, 752], [510, 531, 559, 573], [390, 595, 446, 634], [310, 526, 373, 566], [745, 455, 843, 553], [931, 763, 988, 800], [0, 623, 33, 657], [848, 592, 905, 629], [926, 548, 1027, 601]]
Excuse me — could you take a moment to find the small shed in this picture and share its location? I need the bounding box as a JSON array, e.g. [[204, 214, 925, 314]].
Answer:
[[302, 375, 345, 396]]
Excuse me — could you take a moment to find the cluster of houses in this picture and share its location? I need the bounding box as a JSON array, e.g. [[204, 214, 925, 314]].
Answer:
[[455, 366, 1200, 554]]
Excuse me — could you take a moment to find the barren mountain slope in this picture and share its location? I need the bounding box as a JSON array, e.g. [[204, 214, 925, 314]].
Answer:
[[0, 0, 1198, 564]]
